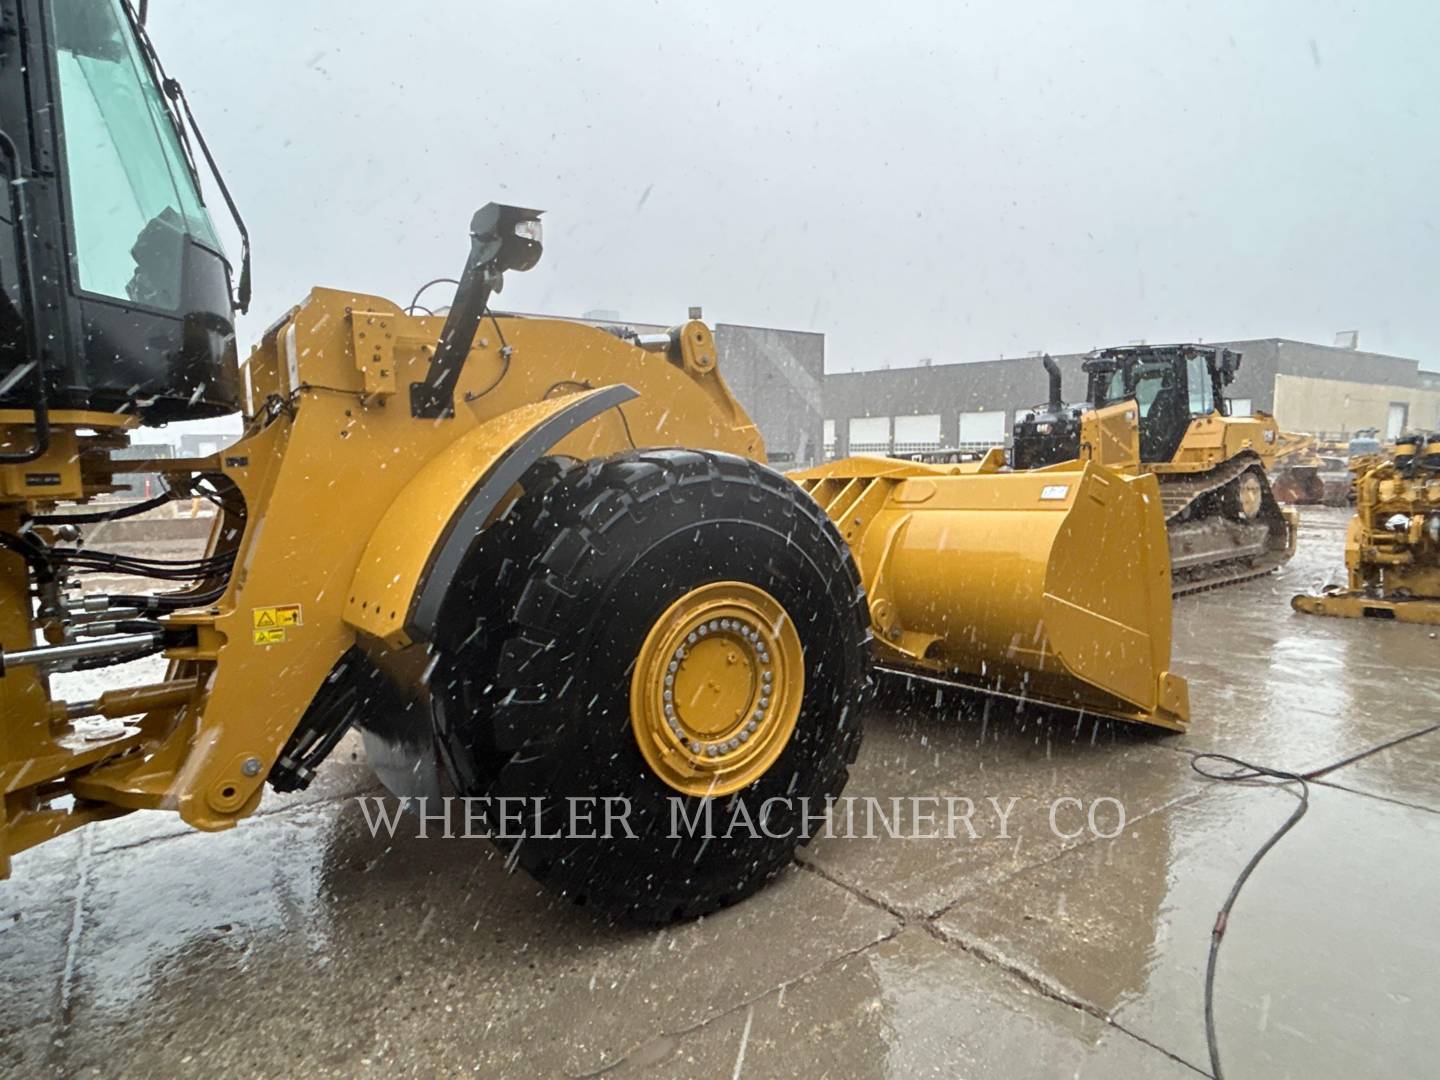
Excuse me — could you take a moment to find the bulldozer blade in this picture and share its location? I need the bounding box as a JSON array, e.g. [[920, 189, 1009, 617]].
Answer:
[[792, 456, 1189, 731]]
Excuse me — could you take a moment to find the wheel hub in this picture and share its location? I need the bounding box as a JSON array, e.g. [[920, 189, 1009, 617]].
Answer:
[[630, 581, 804, 796]]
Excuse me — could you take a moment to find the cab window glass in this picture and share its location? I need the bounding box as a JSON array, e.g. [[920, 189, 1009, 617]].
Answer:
[[1102, 369, 1126, 404], [48, 0, 220, 310], [1132, 363, 1173, 418], [1187, 354, 1214, 415]]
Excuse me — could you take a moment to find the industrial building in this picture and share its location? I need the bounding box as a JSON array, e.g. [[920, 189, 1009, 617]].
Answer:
[[560, 311, 826, 466], [822, 337, 1440, 458], [155, 322, 1435, 471]]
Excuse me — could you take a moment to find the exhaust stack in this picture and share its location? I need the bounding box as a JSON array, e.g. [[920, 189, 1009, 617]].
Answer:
[[1042, 353, 1063, 411]]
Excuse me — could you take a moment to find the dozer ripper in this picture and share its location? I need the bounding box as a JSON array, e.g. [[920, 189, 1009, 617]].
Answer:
[[1292, 434, 1440, 625], [1012, 345, 1298, 594], [0, 0, 1187, 920]]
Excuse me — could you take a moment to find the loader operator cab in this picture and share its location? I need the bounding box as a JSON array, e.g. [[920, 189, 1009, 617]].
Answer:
[[0, 0, 245, 446], [1011, 344, 1241, 469]]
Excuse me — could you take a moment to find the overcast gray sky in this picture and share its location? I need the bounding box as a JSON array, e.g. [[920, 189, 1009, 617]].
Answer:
[[151, 0, 1439, 372]]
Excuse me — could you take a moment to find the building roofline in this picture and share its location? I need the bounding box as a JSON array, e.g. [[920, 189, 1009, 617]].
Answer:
[[826, 336, 1423, 378], [714, 320, 824, 338], [1267, 337, 1417, 364], [496, 310, 823, 337]]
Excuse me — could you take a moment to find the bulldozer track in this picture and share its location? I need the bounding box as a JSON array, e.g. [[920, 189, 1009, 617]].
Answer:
[[1171, 558, 1282, 597], [1158, 452, 1262, 524], [1160, 452, 1294, 596]]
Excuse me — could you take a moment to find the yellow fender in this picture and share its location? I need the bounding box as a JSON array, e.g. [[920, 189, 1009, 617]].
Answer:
[[346, 384, 636, 649]]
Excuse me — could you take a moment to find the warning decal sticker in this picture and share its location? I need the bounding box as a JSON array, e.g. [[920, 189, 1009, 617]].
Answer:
[[251, 605, 302, 644]]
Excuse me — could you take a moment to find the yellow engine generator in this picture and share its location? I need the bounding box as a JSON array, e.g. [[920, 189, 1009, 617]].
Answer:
[[1292, 434, 1440, 625]]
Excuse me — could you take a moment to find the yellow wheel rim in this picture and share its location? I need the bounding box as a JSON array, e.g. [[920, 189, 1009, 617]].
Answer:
[[630, 581, 804, 797]]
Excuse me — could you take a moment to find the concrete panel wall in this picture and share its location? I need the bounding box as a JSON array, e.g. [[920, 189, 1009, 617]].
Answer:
[[714, 323, 824, 467], [559, 313, 826, 467], [1273, 373, 1440, 437]]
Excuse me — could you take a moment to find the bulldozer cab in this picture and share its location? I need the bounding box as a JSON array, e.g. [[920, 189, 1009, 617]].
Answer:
[[1084, 346, 1233, 464]]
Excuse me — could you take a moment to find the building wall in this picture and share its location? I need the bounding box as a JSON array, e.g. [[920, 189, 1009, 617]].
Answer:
[[559, 313, 825, 467], [713, 323, 824, 466], [823, 338, 1433, 455], [1273, 373, 1440, 438], [825, 353, 1086, 454]]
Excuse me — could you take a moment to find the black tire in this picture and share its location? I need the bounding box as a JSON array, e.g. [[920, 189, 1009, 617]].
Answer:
[[431, 449, 870, 923]]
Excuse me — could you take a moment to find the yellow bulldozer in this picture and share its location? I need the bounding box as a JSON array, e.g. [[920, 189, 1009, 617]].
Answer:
[[1292, 434, 1440, 625], [0, 0, 1186, 920], [1011, 346, 1298, 594]]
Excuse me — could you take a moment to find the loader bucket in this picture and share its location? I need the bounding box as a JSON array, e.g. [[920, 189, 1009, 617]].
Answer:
[[792, 456, 1188, 730]]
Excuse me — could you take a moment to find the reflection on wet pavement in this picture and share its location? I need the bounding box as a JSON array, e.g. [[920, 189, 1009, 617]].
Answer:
[[1174, 507, 1440, 769], [2, 506, 1437, 1077]]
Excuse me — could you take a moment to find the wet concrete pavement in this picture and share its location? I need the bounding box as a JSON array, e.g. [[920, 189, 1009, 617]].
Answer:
[[4, 506, 1438, 1077]]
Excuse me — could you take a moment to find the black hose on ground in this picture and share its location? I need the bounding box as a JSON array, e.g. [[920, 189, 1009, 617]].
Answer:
[[1192, 720, 1440, 1080]]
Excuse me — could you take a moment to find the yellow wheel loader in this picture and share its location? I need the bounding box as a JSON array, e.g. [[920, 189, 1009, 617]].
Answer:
[[1012, 346, 1298, 594], [1292, 434, 1440, 625], [0, 0, 1187, 920]]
